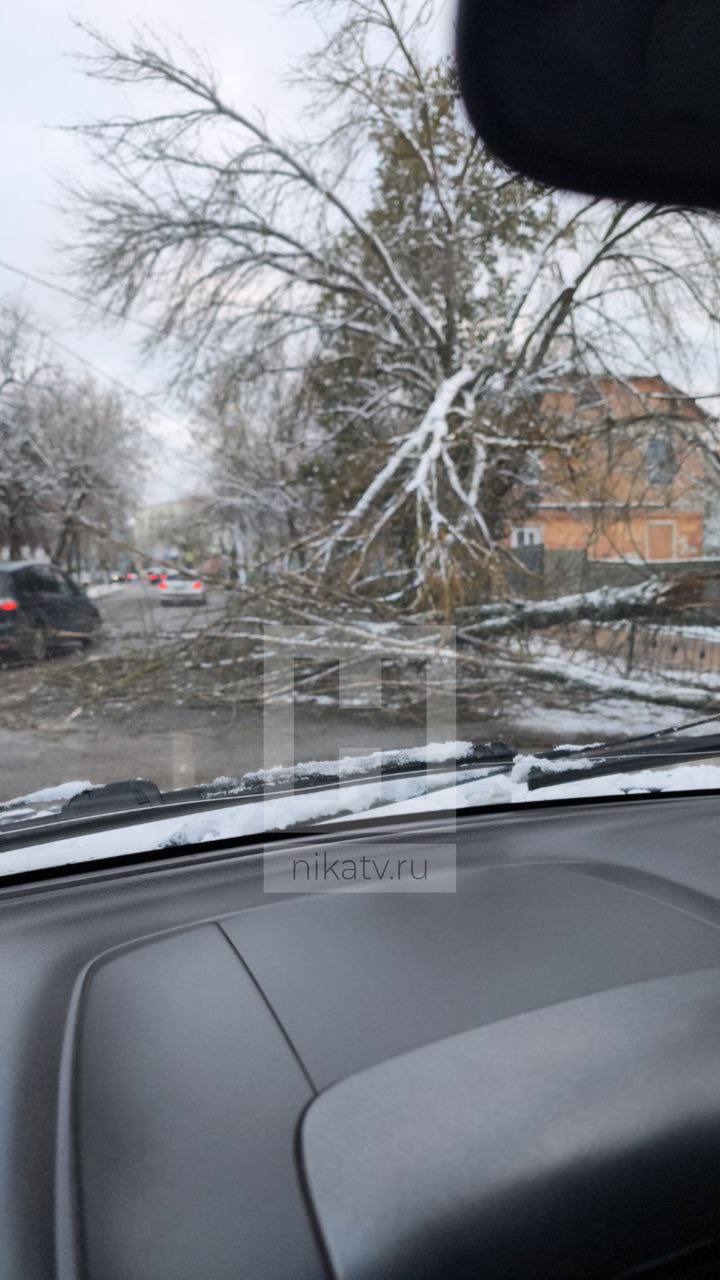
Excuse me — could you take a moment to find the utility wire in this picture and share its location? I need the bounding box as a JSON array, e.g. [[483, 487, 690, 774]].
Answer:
[[0, 300, 192, 439], [0, 301, 197, 489], [0, 257, 160, 335], [0, 262, 197, 482]]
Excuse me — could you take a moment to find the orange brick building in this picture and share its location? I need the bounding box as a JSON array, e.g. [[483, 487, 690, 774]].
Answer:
[[509, 376, 710, 566]]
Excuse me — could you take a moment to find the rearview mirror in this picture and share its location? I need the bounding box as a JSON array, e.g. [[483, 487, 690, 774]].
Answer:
[[456, 0, 720, 209]]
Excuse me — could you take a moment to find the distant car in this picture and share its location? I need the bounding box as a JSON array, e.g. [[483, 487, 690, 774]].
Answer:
[[146, 565, 166, 584], [124, 570, 139, 582], [157, 571, 207, 606], [0, 561, 101, 661]]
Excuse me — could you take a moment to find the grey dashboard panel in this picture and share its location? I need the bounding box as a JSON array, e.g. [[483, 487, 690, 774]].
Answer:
[[57, 923, 321, 1280], [222, 862, 720, 1088], [300, 967, 720, 1279], [4, 794, 720, 1277]]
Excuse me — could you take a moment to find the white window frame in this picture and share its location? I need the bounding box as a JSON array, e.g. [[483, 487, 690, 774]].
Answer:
[[510, 525, 544, 549]]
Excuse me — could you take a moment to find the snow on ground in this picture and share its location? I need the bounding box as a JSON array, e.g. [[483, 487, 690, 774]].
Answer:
[[653, 624, 720, 641], [511, 696, 688, 742], [520, 638, 720, 707], [86, 582, 129, 600], [531, 649, 709, 705]]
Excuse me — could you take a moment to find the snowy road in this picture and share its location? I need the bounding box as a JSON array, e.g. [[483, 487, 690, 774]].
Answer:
[[96, 580, 228, 650]]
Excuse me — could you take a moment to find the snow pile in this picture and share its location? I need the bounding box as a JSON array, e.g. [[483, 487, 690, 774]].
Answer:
[[0, 765, 498, 876], [205, 741, 476, 794], [511, 698, 689, 741], [520, 639, 716, 709], [86, 582, 129, 600], [326, 762, 720, 823], [506, 753, 594, 786], [164, 768, 493, 849], [0, 779, 93, 818]]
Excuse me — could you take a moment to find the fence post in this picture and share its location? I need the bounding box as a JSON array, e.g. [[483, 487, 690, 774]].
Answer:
[[625, 621, 637, 676]]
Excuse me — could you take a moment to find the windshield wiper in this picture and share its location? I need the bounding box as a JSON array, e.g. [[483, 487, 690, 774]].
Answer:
[[520, 709, 720, 791], [0, 740, 515, 844], [3, 709, 720, 848]]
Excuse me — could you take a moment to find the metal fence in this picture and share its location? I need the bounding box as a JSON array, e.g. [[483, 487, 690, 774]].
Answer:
[[554, 619, 720, 682]]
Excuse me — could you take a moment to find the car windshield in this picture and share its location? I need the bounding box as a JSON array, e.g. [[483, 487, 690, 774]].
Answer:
[[4, 0, 720, 854]]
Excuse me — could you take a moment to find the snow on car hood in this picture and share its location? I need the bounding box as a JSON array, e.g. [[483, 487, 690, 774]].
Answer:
[[2, 756, 720, 878]]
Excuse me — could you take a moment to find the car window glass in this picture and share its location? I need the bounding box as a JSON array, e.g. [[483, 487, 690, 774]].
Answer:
[[48, 569, 79, 596], [13, 568, 44, 595], [35, 567, 63, 595]]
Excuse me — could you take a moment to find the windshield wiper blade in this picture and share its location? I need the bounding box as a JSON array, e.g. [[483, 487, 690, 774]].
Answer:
[[0, 740, 516, 842], [62, 778, 164, 816], [526, 726, 720, 792], [545, 708, 720, 764]]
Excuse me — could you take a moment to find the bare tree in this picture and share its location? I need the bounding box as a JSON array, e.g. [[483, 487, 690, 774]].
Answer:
[[64, 1, 720, 606], [0, 301, 57, 558], [196, 367, 313, 577], [37, 372, 144, 572], [0, 299, 143, 569]]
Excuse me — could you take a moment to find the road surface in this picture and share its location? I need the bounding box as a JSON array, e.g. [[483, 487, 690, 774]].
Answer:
[[93, 580, 227, 651], [0, 583, 672, 803], [0, 583, 472, 800]]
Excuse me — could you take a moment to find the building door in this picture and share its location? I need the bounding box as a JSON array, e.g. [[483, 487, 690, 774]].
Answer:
[[646, 521, 675, 561]]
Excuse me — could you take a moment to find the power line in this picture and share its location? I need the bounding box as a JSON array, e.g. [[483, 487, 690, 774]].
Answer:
[[0, 300, 190, 437], [0, 260, 201, 479], [0, 264, 198, 482], [0, 257, 160, 336], [0, 302, 198, 489]]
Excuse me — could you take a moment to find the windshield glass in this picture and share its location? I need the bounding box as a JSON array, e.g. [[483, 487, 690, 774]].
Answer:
[[4, 0, 720, 858]]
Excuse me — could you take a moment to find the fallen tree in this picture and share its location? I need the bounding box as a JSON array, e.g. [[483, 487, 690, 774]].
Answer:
[[456, 574, 713, 640], [4, 568, 718, 743]]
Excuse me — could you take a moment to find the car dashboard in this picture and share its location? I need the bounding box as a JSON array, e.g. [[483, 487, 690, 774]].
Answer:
[[5, 793, 720, 1278]]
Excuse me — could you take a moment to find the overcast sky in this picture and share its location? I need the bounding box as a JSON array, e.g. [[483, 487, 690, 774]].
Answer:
[[1, 1, 355, 502], [5, 3, 719, 508]]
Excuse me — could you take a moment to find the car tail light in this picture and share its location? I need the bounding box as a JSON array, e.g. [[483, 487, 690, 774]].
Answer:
[[0, 598, 18, 612], [158, 580, 167, 590], [192, 581, 203, 591]]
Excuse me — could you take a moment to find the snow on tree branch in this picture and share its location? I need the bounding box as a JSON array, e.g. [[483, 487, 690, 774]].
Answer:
[[62, 1, 720, 607]]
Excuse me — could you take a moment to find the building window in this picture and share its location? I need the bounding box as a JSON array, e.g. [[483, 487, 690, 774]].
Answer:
[[646, 521, 676, 561], [510, 526, 543, 548], [646, 436, 675, 485]]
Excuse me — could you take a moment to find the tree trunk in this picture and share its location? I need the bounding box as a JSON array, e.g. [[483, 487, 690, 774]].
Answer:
[[456, 574, 703, 640], [7, 512, 23, 560]]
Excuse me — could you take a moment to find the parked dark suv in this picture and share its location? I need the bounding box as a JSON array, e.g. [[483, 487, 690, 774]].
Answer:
[[0, 562, 100, 661]]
